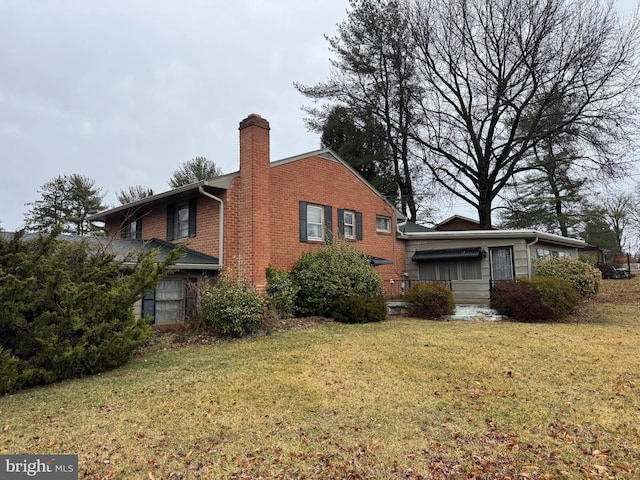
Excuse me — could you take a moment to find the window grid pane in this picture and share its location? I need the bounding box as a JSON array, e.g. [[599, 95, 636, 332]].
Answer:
[[376, 216, 391, 232], [177, 204, 189, 238], [344, 211, 355, 238], [307, 205, 323, 240]]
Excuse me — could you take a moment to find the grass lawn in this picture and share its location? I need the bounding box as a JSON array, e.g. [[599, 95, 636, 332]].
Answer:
[[1, 277, 639, 479]]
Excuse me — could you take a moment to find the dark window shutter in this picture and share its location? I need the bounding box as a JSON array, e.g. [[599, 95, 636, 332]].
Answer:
[[325, 205, 333, 243], [188, 198, 197, 237], [299, 201, 308, 242], [356, 211, 363, 240], [135, 215, 143, 240], [166, 204, 175, 241], [337, 208, 345, 237]]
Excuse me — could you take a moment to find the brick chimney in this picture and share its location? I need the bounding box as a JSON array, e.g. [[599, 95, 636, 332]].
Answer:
[[238, 113, 271, 291]]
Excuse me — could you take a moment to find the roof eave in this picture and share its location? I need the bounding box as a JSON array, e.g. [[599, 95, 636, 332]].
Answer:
[[402, 229, 587, 247], [88, 175, 238, 222]]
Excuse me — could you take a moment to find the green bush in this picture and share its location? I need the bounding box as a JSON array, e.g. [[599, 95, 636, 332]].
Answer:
[[332, 295, 388, 324], [293, 242, 381, 317], [403, 282, 455, 319], [201, 277, 265, 337], [535, 256, 601, 300], [491, 277, 581, 322], [265, 265, 299, 319], [0, 231, 180, 395], [529, 276, 581, 319], [490, 280, 549, 322]]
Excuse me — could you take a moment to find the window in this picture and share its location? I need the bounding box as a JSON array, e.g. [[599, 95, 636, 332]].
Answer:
[[307, 204, 324, 241], [299, 201, 332, 243], [121, 214, 142, 240], [343, 210, 355, 239], [536, 248, 570, 259], [167, 198, 197, 240], [176, 203, 190, 238], [142, 277, 198, 325], [376, 215, 391, 233], [418, 259, 482, 281], [338, 208, 363, 240]]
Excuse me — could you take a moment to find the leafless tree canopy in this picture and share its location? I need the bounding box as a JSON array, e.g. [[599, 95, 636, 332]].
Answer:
[[407, 0, 640, 227]]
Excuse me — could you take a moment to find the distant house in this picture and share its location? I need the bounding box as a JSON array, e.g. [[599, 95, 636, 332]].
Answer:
[[88, 114, 407, 325], [433, 214, 495, 231]]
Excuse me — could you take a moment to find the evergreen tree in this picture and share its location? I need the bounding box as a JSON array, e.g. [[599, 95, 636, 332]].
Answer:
[[117, 185, 155, 205], [24, 174, 105, 235], [169, 156, 222, 188], [321, 106, 398, 200], [296, 0, 421, 221]]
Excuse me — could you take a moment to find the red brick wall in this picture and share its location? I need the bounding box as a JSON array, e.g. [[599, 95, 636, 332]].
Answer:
[[103, 117, 407, 292], [267, 155, 406, 283], [237, 114, 271, 290]]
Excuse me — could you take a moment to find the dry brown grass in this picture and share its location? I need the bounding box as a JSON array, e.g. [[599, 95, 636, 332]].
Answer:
[[1, 277, 639, 479]]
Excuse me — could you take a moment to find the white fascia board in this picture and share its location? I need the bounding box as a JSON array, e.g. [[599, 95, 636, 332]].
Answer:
[[402, 229, 587, 247]]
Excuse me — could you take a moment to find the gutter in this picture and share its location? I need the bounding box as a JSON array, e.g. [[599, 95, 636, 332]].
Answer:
[[199, 186, 224, 268]]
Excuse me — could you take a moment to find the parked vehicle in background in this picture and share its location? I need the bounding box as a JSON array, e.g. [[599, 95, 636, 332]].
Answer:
[[596, 264, 629, 279]]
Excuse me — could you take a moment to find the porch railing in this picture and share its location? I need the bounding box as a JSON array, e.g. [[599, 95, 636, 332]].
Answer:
[[381, 279, 451, 299]]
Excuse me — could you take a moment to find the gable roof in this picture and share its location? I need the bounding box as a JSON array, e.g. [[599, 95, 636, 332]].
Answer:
[[88, 148, 404, 223]]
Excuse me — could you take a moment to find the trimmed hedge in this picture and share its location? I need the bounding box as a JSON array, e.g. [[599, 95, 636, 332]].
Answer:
[[490, 280, 548, 321], [201, 277, 265, 337], [332, 294, 388, 324], [403, 282, 455, 319], [293, 242, 381, 317], [535, 256, 601, 300], [491, 276, 581, 322]]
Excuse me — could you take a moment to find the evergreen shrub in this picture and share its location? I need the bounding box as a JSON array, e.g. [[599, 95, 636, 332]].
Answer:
[[201, 277, 265, 337], [332, 294, 387, 323], [403, 282, 455, 319], [529, 276, 581, 319], [265, 265, 299, 319], [490, 280, 548, 322], [293, 242, 381, 317], [535, 256, 601, 300], [0, 231, 180, 395]]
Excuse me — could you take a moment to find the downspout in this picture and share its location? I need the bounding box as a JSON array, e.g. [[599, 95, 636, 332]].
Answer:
[[395, 215, 409, 296], [526, 236, 539, 279], [199, 186, 224, 268]]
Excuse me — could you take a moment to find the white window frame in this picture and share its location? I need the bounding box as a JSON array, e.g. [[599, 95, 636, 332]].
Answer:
[[376, 215, 391, 233], [176, 203, 190, 239], [307, 204, 324, 241], [343, 210, 355, 239]]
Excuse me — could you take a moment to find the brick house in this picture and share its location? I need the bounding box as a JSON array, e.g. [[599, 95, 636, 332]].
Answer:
[[89, 114, 407, 325]]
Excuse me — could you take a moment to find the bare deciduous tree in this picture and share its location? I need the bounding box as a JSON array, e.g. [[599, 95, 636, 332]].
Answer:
[[407, 0, 640, 227]]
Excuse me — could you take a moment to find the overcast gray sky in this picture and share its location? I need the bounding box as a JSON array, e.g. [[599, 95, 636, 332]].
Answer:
[[1, 0, 638, 231]]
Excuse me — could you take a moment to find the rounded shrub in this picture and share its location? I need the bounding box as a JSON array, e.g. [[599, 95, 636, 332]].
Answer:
[[529, 276, 581, 319], [490, 280, 549, 322], [201, 277, 265, 337], [332, 294, 388, 324], [403, 282, 455, 319], [265, 265, 299, 319], [535, 256, 601, 300], [293, 242, 382, 317]]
